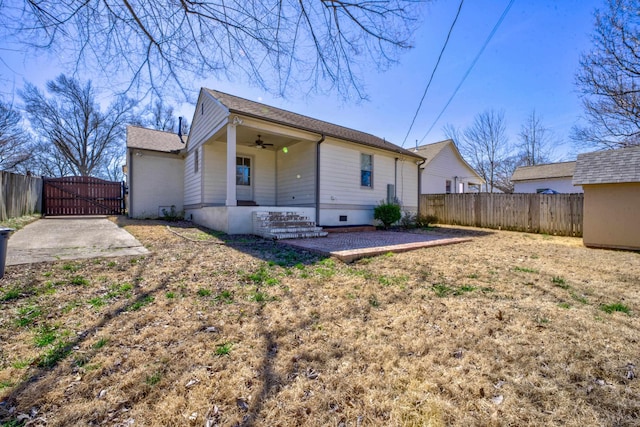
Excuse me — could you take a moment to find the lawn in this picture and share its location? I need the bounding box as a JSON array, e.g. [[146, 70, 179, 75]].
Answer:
[[0, 219, 638, 426]]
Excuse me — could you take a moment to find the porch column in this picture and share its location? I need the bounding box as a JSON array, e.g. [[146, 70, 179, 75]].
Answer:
[[226, 123, 237, 206]]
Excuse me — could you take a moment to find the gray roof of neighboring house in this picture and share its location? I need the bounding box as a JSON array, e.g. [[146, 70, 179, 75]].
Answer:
[[127, 126, 186, 152], [511, 161, 576, 182], [573, 146, 640, 185], [206, 89, 423, 159]]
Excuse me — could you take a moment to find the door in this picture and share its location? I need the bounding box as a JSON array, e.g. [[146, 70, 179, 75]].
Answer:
[[236, 156, 253, 201]]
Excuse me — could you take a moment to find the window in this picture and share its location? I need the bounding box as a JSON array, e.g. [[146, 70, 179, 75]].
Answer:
[[445, 180, 452, 194], [236, 156, 251, 186], [360, 153, 373, 187], [194, 148, 199, 173]]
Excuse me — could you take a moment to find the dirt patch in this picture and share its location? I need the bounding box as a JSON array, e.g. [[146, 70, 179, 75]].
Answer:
[[0, 219, 638, 426]]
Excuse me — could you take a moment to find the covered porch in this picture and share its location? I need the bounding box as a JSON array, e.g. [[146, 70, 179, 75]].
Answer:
[[184, 115, 324, 235]]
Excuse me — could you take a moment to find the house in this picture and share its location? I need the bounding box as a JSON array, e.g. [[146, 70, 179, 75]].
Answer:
[[127, 88, 424, 235], [572, 146, 640, 250], [126, 126, 185, 218], [511, 161, 582, 193], [413, 140, 484, 194]]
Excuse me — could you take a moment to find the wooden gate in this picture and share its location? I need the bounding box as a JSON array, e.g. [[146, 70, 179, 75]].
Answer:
[[43, 176, 124, 216]]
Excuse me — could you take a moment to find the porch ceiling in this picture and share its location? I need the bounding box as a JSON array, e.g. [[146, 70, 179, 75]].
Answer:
[[208, 126, 304, 151]]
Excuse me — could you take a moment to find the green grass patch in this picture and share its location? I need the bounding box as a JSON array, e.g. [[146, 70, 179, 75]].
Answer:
[[34, 324, 58, 347], [314, 258, 336, 278], [215, 342, 233, 356], [93, 337, 109, 349], [88, 296, 107, 309], [378, 274, 409, 287], [215, 290, 233, 304], [558, 302, 571, 309], [600, 303, 630, 315], [62, 300, 82, 313], [514, 266, 539, 274], [38, 341, 72, 368], [146, 372, 162, 386], [467, 273, 479, 279], [12, 358, 31, 369], [16, 305, 42, 327], [62, 263, 80, 272], [70, 275, 90, 286], [107, 283, 133, 299], [197, 288, 212, 297], [165, 292, 175, 299], [551, 276, 569, 288], [246, 264, 280, 286], [249, 291, 270, 303], [0, 380, 15, 390], [127, 295, 154, 311], [1, 288, 22, 301], [432, 283, 453, 297], [454, 285, 476, 296], [570, 292, 588, 304]]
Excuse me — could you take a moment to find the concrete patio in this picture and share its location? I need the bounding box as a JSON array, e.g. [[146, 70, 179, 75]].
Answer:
[[277, 230, 472, 262]]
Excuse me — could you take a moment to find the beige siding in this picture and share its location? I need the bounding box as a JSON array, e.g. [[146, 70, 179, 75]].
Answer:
[[277, 141, 316, 206], [202, 143, 226, 205], [319, 139, 397, 206], [396, 158, 418, 209], [582, 183, 640, 250], [237, 146, 276, 205], [130, 151, 184, 218], [184, 148, 201, 205], [421, 144, 481, 194]]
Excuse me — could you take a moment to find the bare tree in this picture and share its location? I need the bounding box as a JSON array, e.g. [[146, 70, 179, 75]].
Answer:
[[454, 109, 511, 193], [21, 74, 134, 178], [0, 99, 31, 171], [518, 110, 555, 166], [573, 0, 640, 149], [2, 1, 425, 100], [147, 100, 176, 132]]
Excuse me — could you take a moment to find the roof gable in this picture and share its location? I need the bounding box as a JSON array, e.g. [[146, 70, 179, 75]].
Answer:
[[206, 89, 423, 159], [126, 126, 185, 153], [573, 146, 640, 185], [512, 161, 576, 182], [414, 139, 485, 182]]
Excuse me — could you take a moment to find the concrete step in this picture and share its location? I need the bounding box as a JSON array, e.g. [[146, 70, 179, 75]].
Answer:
[[269, 231, 329, 240], [264, 227, 325, 234]]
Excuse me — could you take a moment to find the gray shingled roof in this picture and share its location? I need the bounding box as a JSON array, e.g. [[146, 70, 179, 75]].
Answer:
[[511, 161, 576, 182], [206, 89, 423, 159], [127, 126, 185, 152], [573, 146, 640, 185]]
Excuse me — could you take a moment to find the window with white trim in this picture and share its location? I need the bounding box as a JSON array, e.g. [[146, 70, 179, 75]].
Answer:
[[360, 153, 373, 187]]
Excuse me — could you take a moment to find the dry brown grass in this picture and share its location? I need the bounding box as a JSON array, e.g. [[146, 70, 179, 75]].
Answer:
[[1, 219, 639, 426]]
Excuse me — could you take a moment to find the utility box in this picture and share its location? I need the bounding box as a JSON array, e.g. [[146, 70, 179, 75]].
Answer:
[[0, 228, 14, 279]]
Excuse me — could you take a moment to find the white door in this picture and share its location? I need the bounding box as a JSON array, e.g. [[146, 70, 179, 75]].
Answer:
[[236, 156, 253, 201]]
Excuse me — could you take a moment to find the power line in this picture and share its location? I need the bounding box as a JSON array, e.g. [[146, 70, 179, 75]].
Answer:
[[418, 0, 516, 145], [401, 0, 465, 147]]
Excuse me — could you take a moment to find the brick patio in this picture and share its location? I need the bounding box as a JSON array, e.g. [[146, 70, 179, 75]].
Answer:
[[278, 230, 472, 262]]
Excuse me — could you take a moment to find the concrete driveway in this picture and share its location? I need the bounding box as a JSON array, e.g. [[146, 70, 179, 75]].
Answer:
[[7, 216, 149, 265]]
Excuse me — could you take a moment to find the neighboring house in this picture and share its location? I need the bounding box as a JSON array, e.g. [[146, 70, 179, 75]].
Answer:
[[413, 140, 484, 194], [573, 146, 640, 251], [176, 88, 423, 234], [511, 161, 583, 193], [126, 126, 186, 218]]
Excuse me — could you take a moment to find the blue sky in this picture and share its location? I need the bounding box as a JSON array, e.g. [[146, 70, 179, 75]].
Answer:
[[1, 0, 603, 161]]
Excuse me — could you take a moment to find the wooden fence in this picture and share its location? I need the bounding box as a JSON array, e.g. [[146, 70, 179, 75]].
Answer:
[[420, 193, 584, 236], [0, 171, 43, 221]]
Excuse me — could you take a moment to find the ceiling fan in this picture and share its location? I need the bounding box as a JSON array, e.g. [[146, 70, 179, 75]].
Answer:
[[254, 135, 273, 149]]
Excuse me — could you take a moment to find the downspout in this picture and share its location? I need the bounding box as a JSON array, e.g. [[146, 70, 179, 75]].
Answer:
[[417, 158, 427, 217], [394, 158, 398, 203], [315, 133, 326, 225], [128, 149, 133, 218]]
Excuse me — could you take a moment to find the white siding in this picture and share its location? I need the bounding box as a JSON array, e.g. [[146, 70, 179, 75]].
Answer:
[[203, 143, 226, 204], [184, 148, 201, 205], [421, 144, 482, 194], [395, 158, 419, 210], [188, 91, 228, 150], [514, 178, 583, 193], [237, 146, 276, 205], [277, 141, 315, 206], [130, 151, 184, 218]]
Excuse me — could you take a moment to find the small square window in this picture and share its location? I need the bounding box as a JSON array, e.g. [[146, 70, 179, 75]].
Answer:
[[361, 154, 373, 188]]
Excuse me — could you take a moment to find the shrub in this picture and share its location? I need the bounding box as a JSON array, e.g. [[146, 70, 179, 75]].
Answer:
[[399, 211, 417, 229], [415, 214, 438, 228], [374, 201, 401, 229]]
